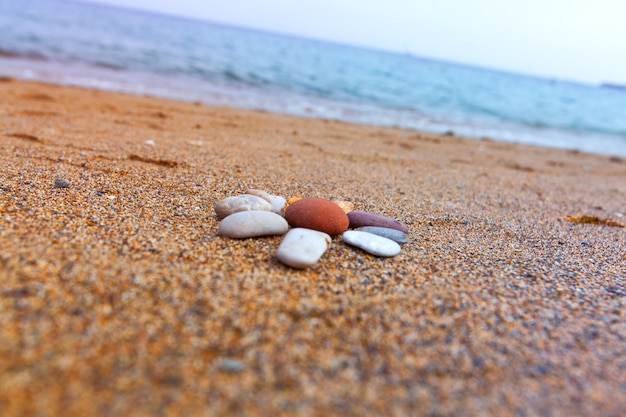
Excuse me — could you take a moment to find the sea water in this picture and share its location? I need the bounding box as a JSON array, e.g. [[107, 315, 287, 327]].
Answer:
[[2, 0, 626, 156]]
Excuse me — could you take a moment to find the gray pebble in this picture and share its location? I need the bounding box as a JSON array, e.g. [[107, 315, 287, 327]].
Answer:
[[356, 226, 408, 244], [54, 178, 70, 188]]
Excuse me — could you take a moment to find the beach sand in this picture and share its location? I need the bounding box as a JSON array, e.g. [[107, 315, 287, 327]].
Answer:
[[1, 78, 625, 416]]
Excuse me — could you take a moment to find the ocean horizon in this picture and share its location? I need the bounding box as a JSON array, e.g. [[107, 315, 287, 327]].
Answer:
[[2, 0, 626, 157]]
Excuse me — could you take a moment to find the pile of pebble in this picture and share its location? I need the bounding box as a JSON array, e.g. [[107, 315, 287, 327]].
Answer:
[[214, 189, 409, 269]]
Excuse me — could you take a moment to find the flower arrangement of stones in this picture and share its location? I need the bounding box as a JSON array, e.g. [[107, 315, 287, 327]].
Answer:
[[215, 189, 409, 269]]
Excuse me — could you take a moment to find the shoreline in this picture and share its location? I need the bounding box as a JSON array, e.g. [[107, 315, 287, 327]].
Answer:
[[2, 59, 626, 158], [1, 78, 625, 416]]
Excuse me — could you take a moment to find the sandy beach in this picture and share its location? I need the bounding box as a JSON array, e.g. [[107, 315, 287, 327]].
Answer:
[[1, 78, 625, 416]]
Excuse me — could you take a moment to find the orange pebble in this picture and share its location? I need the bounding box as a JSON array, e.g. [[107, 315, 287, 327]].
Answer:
[[284, 198, 349, 236]]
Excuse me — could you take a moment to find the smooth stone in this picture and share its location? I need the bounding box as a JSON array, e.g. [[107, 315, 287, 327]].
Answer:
[[342, 230, 401, 257], [246, 189, 288, 215], [213, 194, 273, 219], [218, 210, 288, 238], [54, 177, 70, 188], [276, 228, 332, 269], [284, 197, 349, 236], [347, 211, 408, 233], [356, 226, 408, 244]]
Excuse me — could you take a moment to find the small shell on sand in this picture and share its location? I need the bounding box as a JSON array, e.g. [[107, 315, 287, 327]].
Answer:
[[332, 200, 354, 214], [287, 197, 302, 205]]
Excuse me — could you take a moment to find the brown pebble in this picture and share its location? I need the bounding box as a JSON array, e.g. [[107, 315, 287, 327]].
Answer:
[[284, 198, 349, 236]]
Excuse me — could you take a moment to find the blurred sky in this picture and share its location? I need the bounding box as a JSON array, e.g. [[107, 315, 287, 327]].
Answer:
[[77, 0, 626, 85]]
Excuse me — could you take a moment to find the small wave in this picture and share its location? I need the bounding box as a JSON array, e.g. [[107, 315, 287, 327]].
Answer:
[[223, 69, 244, 82], [526, 121, 550, 129], [92, 61, 125, 71], [247, 71, 270, 85], [0, 48, 18, 58], [0, 48, 47, 61], [220, 68, 274, 88], [459, 98, 626, 138]]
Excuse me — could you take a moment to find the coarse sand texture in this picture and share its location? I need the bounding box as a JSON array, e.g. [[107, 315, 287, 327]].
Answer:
[[1, 79, 625, 417]]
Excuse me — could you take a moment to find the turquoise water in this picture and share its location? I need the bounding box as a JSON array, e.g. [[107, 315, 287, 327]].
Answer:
[[2, 0, 626, 156]]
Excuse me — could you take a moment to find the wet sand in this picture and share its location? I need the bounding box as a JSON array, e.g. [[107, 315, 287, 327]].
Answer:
[[1, 79, 625, 416]]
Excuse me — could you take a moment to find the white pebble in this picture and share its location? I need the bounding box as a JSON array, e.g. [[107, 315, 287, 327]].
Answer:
[[247, 189, 288, 215], [276, 228, 331, 269], [213, 194, 273, 219], [342, 230, 401, 257], [218, 210, 289, 238]]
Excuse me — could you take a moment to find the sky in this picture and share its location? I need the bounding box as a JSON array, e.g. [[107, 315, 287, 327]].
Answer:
[[78, 0, 626, 85]]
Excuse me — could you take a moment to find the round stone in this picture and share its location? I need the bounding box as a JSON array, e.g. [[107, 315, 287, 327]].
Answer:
[[276, 228, 331, 269], [356, 226, 409, 244], [218, 210, 289, 238], [347, 211, 408, 233], [246, 189, 288, 215], [284, 198, 349, 236], [213, 194, 273, 219], [342, 230, 401, 257]]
